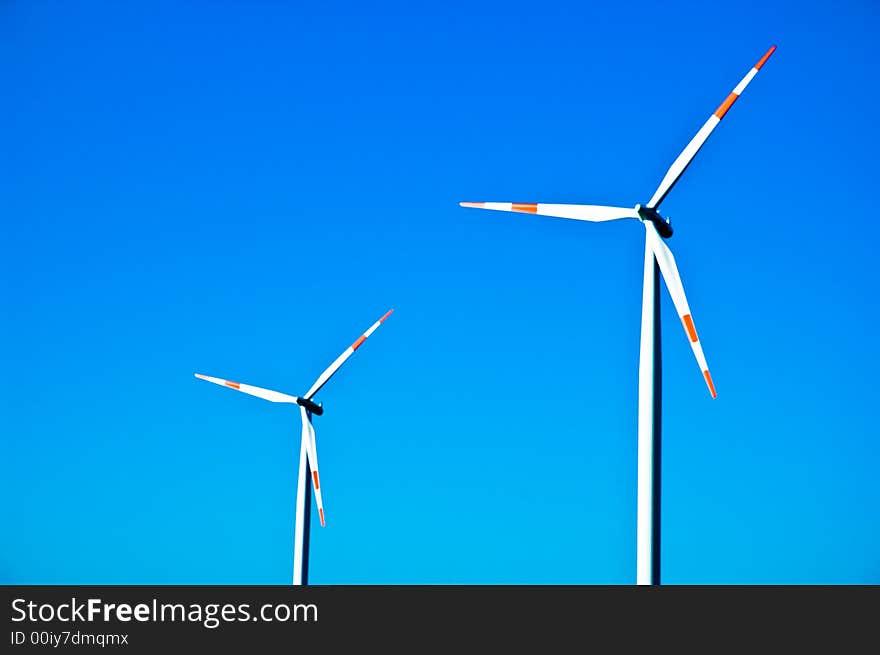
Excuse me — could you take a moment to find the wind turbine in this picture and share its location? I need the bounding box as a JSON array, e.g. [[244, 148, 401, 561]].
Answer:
[[461, 46, 775, 585], [194, 309, 393, 585]]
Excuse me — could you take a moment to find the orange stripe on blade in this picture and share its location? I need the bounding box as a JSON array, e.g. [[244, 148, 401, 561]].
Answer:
[[682, 314, 698, 342], [714, 92, 739, 119], [703, 370, 717, 399], [312, 471, 320, 490], [511, 203, 538, 213], [379, 309, 394, 323], [351, 335, 367, 351], [225, 381, 241, 390], [319, 508, 325, 527], [755, 45, 776, 70]]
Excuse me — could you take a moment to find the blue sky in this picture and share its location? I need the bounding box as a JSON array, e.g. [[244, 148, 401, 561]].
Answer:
[[2, 0, 878, 584]]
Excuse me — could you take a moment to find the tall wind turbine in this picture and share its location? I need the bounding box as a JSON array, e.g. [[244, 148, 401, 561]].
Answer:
[[461, 46, 775, 585], [195, 309, 393, 584]]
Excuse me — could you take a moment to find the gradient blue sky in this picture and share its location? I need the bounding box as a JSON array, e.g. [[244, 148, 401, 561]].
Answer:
[[2, 1, 878, 584]]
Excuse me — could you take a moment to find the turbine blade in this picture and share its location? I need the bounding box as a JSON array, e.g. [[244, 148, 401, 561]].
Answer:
[[460, 202, 639, 222], [300, 406, 325, 527], [643, 223, 717, 398], [304, 309, 394, 400], [194, 373, 299, 403], [646, 45, 776, 209]]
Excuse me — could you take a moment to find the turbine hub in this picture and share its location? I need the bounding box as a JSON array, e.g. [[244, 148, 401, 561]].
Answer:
[[296, 397, 324, 416], [636, 204, 673, 239]]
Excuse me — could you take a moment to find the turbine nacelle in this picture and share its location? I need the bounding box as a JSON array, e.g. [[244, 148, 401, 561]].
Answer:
[[296, 396, 324, 416], [635, 204, 673, 239]]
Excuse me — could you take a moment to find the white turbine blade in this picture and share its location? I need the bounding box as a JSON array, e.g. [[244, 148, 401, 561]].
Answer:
[[460, 202, 639, 222], [300, 406, 325, 527], [643, 223, 717, 398], [304, 309, 394, 400], [646, 45, 776, 209], [194, 373, 299, 403]]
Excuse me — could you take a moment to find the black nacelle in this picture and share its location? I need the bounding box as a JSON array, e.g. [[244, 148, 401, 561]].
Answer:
[[637, 205, 674, 239], [296, 397, 324, 416]]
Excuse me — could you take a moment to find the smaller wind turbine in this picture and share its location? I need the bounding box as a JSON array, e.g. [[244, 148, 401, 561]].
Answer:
[[195, 309, 393, 585]]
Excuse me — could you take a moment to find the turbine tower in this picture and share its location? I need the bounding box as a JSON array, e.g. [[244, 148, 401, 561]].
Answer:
[[195, 309, 393, 584], [461, 46, 775, 584]]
